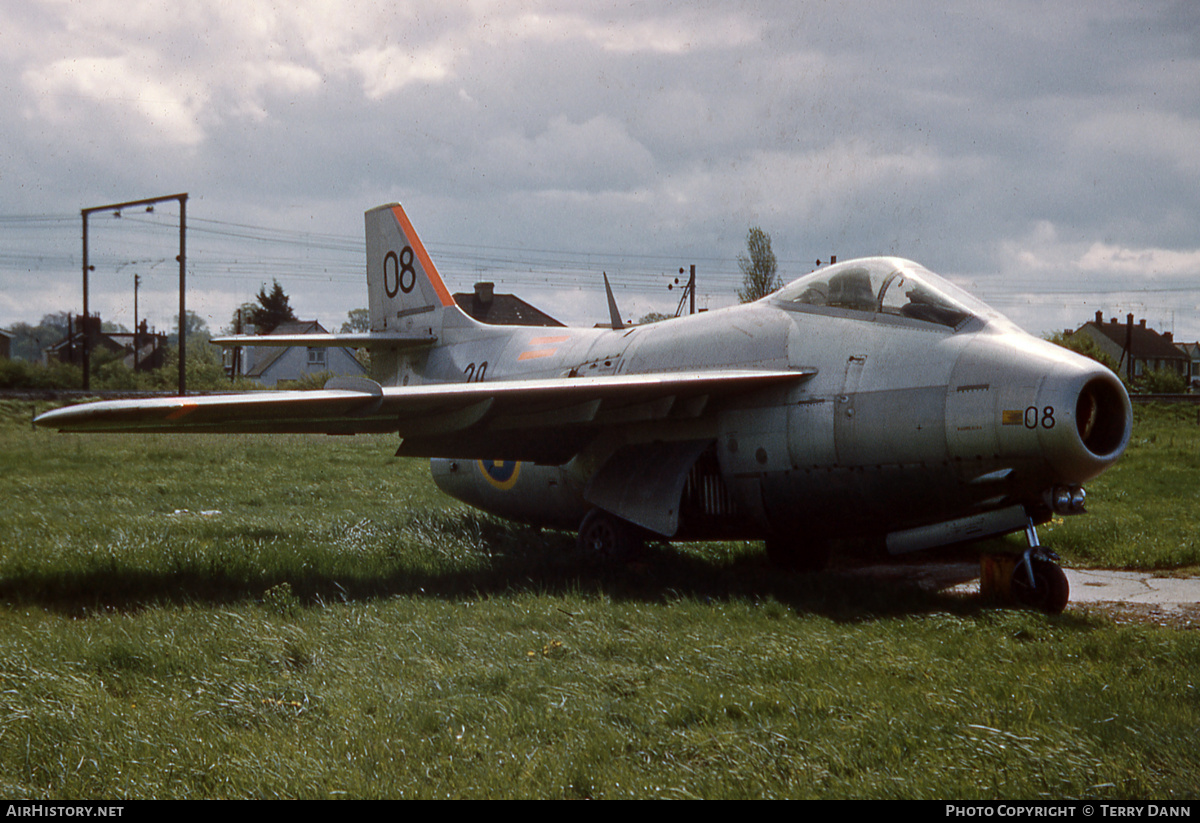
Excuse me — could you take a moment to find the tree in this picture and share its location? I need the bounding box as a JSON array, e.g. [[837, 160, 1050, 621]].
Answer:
[[737, 227, 781, 303], [341, 308, 370, 333], [1045, 331, 1120, 373], [169, 310, 211, 346], [8, 312, 72, 361], [636, 311, 673, 325], [223, 302, 258, 335], [248, 280, 297, 333], [38, 312, 72, 338]]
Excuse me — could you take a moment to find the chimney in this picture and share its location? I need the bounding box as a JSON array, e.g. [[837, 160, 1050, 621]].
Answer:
[[474, 282, 495, 305], [1165, 331, 1173, 342], [1095, 310, 1103, 323], [1140, 318, 1147, 329]]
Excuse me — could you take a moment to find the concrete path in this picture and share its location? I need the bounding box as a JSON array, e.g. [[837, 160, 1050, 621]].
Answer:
[[1061, 568, 1200, 606], [842, 562, 1200, 610]]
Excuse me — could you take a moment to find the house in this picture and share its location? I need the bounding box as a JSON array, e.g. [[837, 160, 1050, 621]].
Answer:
[[0, 329, 12, 360], [228, 319, 366, 387], [1178, 341, 1200, 388], [452, 282, 564, 327], [46, 315, 168, 371], [1071, 311, 1189, 381]]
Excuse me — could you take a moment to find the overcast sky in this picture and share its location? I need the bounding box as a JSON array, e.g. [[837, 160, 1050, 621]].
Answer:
[[2, 1, 1199, 342]]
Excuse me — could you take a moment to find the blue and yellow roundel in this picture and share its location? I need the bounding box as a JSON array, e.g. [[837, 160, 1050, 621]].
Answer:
[[477, 460, 521, 490]]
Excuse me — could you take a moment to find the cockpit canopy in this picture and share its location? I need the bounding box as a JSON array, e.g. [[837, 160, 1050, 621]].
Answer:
[[772, 257, 1000, 331]]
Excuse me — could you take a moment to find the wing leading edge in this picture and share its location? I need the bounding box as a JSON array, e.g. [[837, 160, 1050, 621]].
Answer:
[[34, 369, 814, 463]]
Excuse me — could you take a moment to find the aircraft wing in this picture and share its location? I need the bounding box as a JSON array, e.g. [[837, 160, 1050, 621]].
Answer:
[[34, 369, 813, 463]]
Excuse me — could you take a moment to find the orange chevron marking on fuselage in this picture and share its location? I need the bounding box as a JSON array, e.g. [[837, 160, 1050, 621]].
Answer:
[[518, 335, 570, 361]]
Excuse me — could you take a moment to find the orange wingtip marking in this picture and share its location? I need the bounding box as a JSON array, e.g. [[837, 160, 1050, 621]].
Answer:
[[529, 336, 570, 344], [390, 205, 455, 308], [517, 349, 558, 361], [166, 403, 198, 420]]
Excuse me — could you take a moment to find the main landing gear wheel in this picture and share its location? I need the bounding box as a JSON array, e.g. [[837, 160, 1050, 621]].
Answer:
[[764, 534, 831, 572], [577, 509, 643, 561], [1011, 555, 1070, 615]]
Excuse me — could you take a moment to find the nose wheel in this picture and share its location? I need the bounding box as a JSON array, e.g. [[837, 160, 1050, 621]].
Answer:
[[1010, 519, 1070, 614]]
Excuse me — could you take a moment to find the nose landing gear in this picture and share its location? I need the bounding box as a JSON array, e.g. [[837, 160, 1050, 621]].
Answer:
[[1010, 518, 1070, 614]]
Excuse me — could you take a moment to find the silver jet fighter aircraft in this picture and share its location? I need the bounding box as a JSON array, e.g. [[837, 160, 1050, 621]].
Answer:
[[36, 203, 1132, 613]]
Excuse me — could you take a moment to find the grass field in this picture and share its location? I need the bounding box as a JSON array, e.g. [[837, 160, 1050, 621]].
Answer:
[[1, 399, 1198, 799]]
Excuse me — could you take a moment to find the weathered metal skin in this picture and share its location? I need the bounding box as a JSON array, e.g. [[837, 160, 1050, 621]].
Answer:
[[431, 258, 1131, 551]]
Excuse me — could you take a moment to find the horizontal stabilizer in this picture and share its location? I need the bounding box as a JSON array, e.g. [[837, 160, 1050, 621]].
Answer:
[[210, 332, 436, 349]]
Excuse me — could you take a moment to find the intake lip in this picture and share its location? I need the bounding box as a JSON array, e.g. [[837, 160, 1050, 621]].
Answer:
[[1038, 365, 1131, 483], [1075, 375, 1130, 460]]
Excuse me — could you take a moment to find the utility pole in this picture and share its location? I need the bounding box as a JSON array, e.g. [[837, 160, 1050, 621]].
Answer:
[[81, 216, 90, 389], [230, 308, 243, 383], [1125, 313, 1134, 383], [179, 195, 187, 395], [669, 265, 696, 317], [82, 193, 188, 393], [133, 273, 140, 372]]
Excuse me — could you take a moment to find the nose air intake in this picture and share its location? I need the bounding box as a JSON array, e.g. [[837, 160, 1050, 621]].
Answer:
[[1075, 376, 1129, 459]]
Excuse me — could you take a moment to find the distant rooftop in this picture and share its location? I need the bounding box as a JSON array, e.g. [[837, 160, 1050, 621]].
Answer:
[[453, 282, 564, 327], [1079, 311, 1187, 362]]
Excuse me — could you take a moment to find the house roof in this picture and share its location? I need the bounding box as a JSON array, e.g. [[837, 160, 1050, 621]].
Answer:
[[45, 330, 125, 355], [245, 320, 327, 378], [265, 320, 324, 336], [1078, 315, 1188, 362], [453, 283, 564, 327]]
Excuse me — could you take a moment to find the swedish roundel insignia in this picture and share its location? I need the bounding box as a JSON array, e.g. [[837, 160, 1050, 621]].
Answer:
[[478, 460, 521, 490]]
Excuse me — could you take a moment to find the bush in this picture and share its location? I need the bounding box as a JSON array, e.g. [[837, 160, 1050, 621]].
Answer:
[[0, 342, 260, 393], [1138, 368, 1188, 395], [0, 358, 81, 390], [276, 371, 336, 391]]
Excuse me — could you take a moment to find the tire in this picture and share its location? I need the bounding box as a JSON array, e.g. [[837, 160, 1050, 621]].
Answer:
[[577, 509, 641, 561], [764, 534, 831, 572], [1010, 557, 1070, 614]]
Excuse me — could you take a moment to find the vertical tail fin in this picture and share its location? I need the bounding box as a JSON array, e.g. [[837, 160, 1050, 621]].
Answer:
[[365, 203, 479, 336]]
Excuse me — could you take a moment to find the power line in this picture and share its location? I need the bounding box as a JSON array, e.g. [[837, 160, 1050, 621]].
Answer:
[[4, 210, 1200, 320]]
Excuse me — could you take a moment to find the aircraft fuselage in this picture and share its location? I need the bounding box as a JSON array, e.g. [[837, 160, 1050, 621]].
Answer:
[[430, 258, 1130, 553]]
